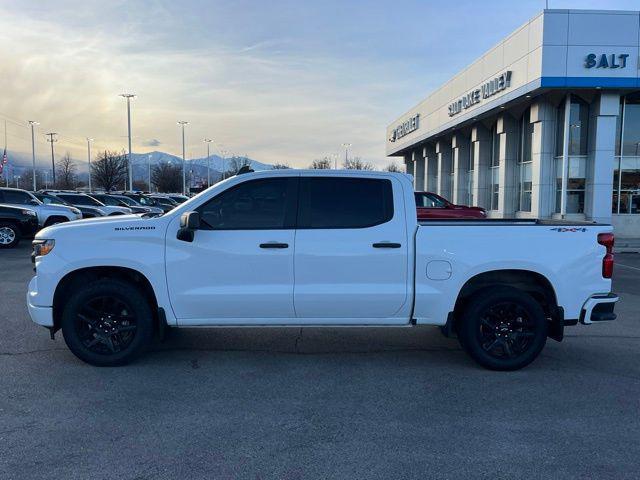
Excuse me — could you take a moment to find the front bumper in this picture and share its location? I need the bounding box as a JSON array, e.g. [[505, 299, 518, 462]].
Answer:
[[27, 276, 53, 327], [579, 293, 619, 325]]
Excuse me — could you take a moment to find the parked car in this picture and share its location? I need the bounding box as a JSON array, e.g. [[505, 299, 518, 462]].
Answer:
[[149, 194, 178, 210], [166, 194, 189, 204], [117, 191, 173, 213], [92, 193, 163, 215], [42, 191, 132, 216], [0, 187, 82, 227], [27, 170, 617, 370], [33, 192, 106, 219], [415, 191, 487, 219], [0, 204, 38, 248]]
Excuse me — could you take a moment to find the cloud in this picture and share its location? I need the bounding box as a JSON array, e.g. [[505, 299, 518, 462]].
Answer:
[[143, 138, 162, 147]]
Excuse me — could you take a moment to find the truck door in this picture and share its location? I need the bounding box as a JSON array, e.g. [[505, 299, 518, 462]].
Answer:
[[165, 176, 298, 324], [293, 174, 410, 323]]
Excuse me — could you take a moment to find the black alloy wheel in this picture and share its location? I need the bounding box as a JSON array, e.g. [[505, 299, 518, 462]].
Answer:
[[458, 287, 548, 371], [61, 279, 154, 366]]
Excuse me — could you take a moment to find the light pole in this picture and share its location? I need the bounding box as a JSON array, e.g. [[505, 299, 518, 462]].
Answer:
[[45, 132, 58, 185], [86, 137, 93, 192], [28, 121, 39, 191], [340, 143, 351, 169], [203, 139, 213, 187], [177, 121, 189, 194], [220, 149, 228, 180], [15, 175, 20, 188], [148, 154, 152, 192], [120, 93, 136, 190]]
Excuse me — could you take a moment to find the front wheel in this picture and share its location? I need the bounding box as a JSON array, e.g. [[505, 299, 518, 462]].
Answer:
[[60, 279, 154, 366], [0, 222, 20, 248], [457, 287, 548, 371]]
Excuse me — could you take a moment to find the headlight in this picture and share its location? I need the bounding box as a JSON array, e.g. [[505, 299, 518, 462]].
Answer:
[[22, 209, 37, 216], [32, 239, 55, 257]]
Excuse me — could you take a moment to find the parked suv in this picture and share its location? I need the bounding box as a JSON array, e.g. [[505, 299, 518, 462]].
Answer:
[[0, 188, 81, 227], [90, 193, 163, 215], [118, 191, 173, 213], [42, 191, 132, 216], [415, 191, 487, 220], [34, 192, 105, 219], [0, 204, 38, 248]]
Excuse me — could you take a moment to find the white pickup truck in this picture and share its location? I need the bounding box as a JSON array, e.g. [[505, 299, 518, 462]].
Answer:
[[27, 170, 618, 370]]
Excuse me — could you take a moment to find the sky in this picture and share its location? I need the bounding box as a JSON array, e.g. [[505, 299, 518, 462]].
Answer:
[[0, 0, 638, 170]]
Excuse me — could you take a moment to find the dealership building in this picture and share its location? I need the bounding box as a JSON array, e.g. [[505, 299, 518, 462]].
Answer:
[[387, 9, 640, 237]]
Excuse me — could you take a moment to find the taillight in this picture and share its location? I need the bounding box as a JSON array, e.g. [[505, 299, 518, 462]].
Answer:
[[598, 232, 614, 279]]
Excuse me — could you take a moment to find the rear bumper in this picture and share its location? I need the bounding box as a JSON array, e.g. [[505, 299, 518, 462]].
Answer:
[[579, 293, 619, 325]]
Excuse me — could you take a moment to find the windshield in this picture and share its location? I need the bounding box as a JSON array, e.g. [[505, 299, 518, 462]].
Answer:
[[36, 193, 71, 206], [57, 194, 105, 206], [93, 195, 122, 206], [114, 196, 140, 206], [414, 192, 447, 208]]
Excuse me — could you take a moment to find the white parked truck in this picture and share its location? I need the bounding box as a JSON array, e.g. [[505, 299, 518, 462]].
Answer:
[[27, 170, 618, 370]]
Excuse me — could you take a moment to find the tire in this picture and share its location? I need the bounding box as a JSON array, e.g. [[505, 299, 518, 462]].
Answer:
[[0, 222, 21, 248], [457, 287, 548, 371], [44, 217, 69, 227], [60, 279, 154, 366]]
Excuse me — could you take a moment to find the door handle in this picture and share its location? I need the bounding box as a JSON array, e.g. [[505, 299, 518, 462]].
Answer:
[[259, 242, 289, 249], [372, 242, 402, 248]]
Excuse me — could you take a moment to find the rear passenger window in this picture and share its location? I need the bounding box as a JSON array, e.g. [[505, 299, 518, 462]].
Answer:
[[299, 177, 393, 229], [2, 190, 32, 204]]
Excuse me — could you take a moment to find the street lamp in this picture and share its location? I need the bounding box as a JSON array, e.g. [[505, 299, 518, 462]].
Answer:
[[86, 137, 93, 192], [148, 154, 152, 192], [203, 138, 213, 187], [119, 93, 136, 190], [177, 121, 189, 194], [341, 143, 351, 169], [220, 149, 228, 180], [28, 121, 39, 191]]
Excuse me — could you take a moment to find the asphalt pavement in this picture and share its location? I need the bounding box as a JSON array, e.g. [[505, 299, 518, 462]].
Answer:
[[1, 244, 639, 480]]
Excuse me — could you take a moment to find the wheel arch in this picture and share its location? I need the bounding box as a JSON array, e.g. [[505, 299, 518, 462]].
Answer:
[[52, 266, 159, 332], [451, 269, 561, 337]]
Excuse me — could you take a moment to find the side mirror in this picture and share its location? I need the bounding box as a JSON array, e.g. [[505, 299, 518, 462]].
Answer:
[[177, 211, 200, 242]]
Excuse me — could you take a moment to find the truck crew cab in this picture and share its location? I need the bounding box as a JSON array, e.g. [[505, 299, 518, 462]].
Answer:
[[27, 170, 618, 370]]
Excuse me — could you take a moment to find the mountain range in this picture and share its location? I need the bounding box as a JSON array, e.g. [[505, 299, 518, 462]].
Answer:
[[0, 150, 274, 184]]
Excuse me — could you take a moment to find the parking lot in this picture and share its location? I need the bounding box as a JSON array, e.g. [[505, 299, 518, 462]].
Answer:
[[1, 244, 639, 480]]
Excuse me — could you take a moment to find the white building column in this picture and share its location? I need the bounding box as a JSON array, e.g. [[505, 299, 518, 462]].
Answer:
[[497, 114, 519, 217], [436, 139, 452, 199], [586, 91, 619, 224], [413, 149, 426, 191], [529, 100, 557, 219], [424, 144, 437, 192], [471, 124, 491, 209], [404, 153, 415, 187], [452, 133, 470, 205]]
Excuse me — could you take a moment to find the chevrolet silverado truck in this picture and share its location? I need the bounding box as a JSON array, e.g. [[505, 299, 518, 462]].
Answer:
[[27, 170, 618, 370]]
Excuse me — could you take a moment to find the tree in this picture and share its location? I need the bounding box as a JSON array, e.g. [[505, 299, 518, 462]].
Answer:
[[271, 163, 291, 169], [310, 157, 332, 169], [91, 150, 128, 192], [384, 162, 402, 173], [343, 157, 374, 171], [132, 180, 148, 192], [226, 156, 252, 176], [151, 162, 182, 193], [55, 152, 77, 190], [16, 168, 45, 191]]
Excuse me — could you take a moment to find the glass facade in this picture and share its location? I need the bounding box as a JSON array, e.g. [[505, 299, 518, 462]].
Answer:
[[555, 95, 589, 214], [613, 92, 640, 214]]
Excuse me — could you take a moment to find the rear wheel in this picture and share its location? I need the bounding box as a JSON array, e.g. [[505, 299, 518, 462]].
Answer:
[[457, 287, 548, 371], [60, 279, 154, 366], [0, 222, 20, 248]]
